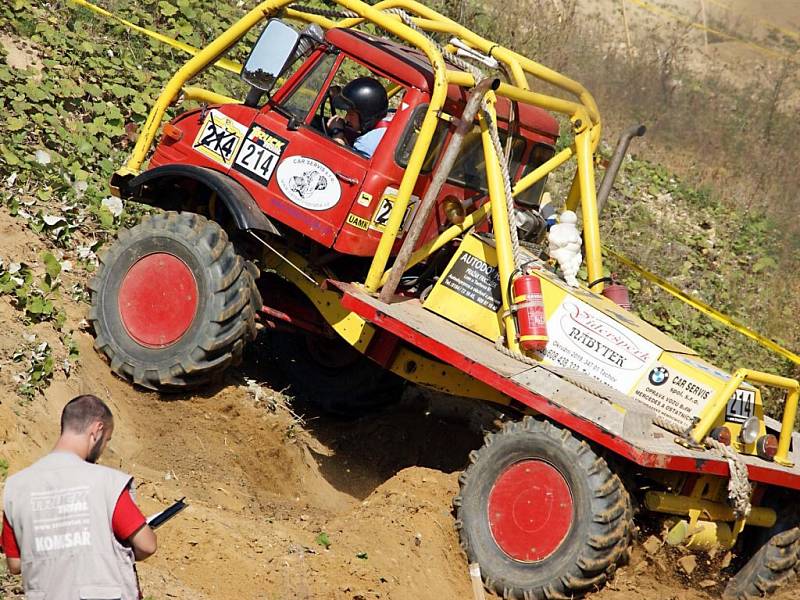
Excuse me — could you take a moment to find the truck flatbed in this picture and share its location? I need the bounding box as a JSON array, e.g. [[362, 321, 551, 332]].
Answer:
[[336, 281, 800, 490]]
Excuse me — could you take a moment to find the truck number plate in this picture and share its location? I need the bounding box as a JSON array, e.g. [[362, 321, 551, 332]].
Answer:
[[233, 125, 288, 186], [725, 388, 755, 423], [370, 189, 418, 233]]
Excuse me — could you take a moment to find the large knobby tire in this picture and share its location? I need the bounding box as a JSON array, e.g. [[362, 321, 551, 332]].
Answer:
[[454, 416, 632, 600], [271, 330, 403, 415], [89, 211, 260, 390], [724, 501, 800, 600]]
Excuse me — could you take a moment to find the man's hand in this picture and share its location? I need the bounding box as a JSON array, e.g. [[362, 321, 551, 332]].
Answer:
[[6, 557, 21, 575], [326, 115, 347, 146], [128, 524, 157, 561]]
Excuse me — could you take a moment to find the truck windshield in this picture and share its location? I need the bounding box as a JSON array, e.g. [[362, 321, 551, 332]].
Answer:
[[280, 53, 337, 122], [447, 129, 525, 194]]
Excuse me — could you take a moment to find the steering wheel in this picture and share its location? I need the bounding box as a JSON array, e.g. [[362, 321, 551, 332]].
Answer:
[[320, 85, 342, 137]]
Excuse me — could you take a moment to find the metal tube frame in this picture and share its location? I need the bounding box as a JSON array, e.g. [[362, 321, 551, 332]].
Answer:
[[691, 368, 799, 466], [117, 0, 607, 300], [116, 0, 800, 456]]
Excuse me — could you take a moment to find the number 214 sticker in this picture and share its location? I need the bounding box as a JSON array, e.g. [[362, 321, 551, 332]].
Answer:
[[233, 125, 288, 186]]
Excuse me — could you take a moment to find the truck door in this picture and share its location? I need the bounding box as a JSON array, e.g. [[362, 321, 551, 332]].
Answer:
[[229, 51, 370, 247]]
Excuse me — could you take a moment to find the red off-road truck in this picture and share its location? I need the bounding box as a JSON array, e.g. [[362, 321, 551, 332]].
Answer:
[[93, 2, 800, 598]]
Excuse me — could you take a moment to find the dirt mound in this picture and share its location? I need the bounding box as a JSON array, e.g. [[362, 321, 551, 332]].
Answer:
[[2, 203, 799, 599]]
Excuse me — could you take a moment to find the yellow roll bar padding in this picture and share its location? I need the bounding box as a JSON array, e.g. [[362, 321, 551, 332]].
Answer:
[[181, 86, 240, 106], [691, 369, 799, 466], [575, 127, 604, 291], [480, 98, 519, 351]]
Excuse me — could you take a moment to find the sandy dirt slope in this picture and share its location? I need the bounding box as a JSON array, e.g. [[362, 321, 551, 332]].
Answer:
[[1, 205, 799, 599]]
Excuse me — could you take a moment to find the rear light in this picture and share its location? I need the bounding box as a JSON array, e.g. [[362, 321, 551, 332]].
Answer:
[[739, 416, 760, 445], [756, 434, 778, 461], [710, 426, 732, 446], [162, 123, 183, 142], [443, 196, 465, 225]]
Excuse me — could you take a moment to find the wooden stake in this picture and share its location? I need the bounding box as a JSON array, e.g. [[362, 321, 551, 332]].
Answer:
[[469, 563, 487, 600], [621, 0, 632, 52], [700, 0, 709, 48]]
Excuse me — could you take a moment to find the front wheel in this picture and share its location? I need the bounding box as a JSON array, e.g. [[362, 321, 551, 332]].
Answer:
[[89, 211, 260, 390], [454, 416, 632, 599]]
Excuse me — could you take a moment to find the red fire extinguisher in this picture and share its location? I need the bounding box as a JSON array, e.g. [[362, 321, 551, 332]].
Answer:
[[511, 268, 548, 352]]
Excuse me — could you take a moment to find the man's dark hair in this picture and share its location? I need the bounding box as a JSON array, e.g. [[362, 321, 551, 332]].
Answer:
[[60, 395, 113, 434]]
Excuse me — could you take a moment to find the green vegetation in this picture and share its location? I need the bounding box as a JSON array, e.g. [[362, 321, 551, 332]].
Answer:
[[0, 253, 66, 325]]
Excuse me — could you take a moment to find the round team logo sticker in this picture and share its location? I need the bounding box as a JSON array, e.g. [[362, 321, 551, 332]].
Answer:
[[276, 156, 341, 211], [648, 366, 669, 386]]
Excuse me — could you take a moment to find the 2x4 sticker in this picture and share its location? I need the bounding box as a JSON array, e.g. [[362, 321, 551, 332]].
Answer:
[[233, 125, 287, 186], [192, 109, 247, 166]]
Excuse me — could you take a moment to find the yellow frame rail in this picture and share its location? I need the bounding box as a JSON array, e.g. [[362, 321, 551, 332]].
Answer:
[[691, 369, 799, 466]]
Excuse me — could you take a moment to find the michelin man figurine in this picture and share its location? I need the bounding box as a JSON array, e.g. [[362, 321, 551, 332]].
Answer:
[[548, 210, 582, 287]]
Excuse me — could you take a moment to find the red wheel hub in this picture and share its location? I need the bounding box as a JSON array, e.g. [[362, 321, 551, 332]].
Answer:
[[487, 460, 573, 562], [118, 253, 198, 348]]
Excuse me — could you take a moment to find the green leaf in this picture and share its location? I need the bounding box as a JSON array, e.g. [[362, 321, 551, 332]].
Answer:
[[159, 1, 179, 16], [42, 252, 61, 280], [27, 296, 45, 314], [6, 116, 26, 131], [315, 532, 331, 549], [752, 256, 777, 273], [98, 206, 114, 228]]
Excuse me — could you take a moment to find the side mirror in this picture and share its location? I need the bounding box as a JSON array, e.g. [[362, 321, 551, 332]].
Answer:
[[241, 19, 301, 92]]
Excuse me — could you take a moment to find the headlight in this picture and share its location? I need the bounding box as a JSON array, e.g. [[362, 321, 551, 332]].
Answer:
[[740, 416, 760, 445]]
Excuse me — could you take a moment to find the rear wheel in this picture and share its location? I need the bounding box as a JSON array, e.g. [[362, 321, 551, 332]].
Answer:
[[454, 416, 632, 599], [89, 211, 260, 390], [724, 500, 800, 599], [271, 330, 402, 415]]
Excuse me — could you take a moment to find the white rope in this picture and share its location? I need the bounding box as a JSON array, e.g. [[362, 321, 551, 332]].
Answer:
[[705, 436, 753, 519]]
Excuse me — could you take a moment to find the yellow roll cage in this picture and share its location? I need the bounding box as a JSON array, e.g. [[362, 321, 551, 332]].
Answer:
[[113, 0, 799, 457], [117, 0, 604, 316]]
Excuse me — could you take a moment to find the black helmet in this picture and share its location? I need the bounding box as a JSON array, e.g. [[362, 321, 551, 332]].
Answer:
[[333, 77, 388, 132]]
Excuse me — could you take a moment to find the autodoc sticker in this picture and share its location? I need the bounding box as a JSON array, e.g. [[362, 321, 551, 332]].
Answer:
[[440, 251, 502, 311], [233, 124, 287, 186], [276, 156, 341, 211], [192, 109, 247, 166], [633, 364, 713, 430], [541, 299, 660, 393]]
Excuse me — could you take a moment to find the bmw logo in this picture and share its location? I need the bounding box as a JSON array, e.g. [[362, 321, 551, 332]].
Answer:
[[649, 367, 669, 386]]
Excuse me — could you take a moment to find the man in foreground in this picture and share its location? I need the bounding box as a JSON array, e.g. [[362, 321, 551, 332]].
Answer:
[[1, 394, 156, 600]]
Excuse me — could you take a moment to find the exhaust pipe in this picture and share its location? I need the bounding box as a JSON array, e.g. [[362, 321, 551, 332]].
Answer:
[[596, 124, 646, 214]]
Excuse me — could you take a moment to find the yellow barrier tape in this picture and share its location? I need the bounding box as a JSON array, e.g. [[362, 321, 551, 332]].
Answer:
[[605, 246, 800, 365], [625, 0, 797, 62], [67, 0, 242, 74], [707, 0, 800, 41]]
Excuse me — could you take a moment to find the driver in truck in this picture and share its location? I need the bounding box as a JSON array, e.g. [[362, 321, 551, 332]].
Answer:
[[326, 76, 392, 158]]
